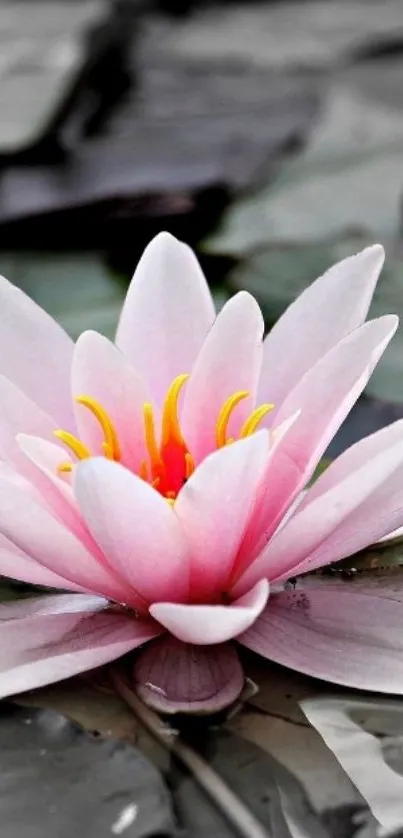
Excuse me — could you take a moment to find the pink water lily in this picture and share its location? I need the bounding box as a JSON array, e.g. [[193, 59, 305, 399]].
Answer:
[[0, 233, 403, 714]]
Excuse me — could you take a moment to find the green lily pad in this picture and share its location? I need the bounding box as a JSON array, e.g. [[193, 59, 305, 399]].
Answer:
[[0, 253, 126, 341]]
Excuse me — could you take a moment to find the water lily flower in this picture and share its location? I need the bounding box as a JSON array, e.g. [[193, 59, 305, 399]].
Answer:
[[0, 233, 403, 714]]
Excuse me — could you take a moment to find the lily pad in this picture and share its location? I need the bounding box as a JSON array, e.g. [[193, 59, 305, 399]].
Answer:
[[0, 253, 125, 341], [0, 703, 176, 837], [148, 1, 403, 72], [207, 56, 403, 256]]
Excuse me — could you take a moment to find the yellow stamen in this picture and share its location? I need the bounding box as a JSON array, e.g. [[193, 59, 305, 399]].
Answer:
[[76, 396, 120, 461], [58, 462, 73, 474], [215, 391, 249, 449], [161, 374, 190, 448], [143, 403, 163, 473], [166, 497, 176, 507], [54, 430, 91, 461], [239, 403, 274, 438], [185, 452, 195, 479]]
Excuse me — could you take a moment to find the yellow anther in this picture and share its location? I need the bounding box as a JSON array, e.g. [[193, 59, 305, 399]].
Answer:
[[58, 462, 73, 474], [166, 497, 176, 507], [143, 403, 163, 473], [76, 396, 120, 461], [239, 403, 274, 438], [215, 391, 249, 449], [185, 452, 195, 480], [54, 430, 91, 461], [161, 374, 190, 448]]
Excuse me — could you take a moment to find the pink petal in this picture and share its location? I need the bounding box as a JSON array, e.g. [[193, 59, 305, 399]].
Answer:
[[115, 233, 215, 406], [258, 244, 384, 413], [150, 579, 269, 645], [133, 635, 244, 714], [0, 532, 86, 592], [0, 593, 106, 619], [74, 458, 190, 604], [174, 432, 270, 601], [71, 331, 149, 472], [181, 292, 264, 462], [241, 419, 403, 586], [0, 477, 132, 605], [0, 275, 74, 427], [0, 376, 56, 479], [0, 600, 160, 699], [238, 581, 403, 693], [17, 434, 111, 560], [233, 315, 398, 579]]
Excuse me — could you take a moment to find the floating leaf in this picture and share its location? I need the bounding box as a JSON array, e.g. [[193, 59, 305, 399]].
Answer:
[[0, 703, 176, 837]]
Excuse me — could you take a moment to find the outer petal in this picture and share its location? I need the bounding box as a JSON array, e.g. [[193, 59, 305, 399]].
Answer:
[[0, 593, 106, 619], [238, 421, 403, 588], [115, 232, 215, 406], [150, 579, 269, 645], [234, 315, 398, 572], [71, 331, 149, 472], [0, 275, 74, 427], [0, 599, 160, 699], [181, 291, 264, 462], [133, 635, 244, 714], [16, 434, 113, 564], [0, 376, 56, 478], [238, 581, 403, 693], [0, 532, 86, 592], [258, 244, 384, 413], [174, 432, 270, 601], [0, 478, 132, 605], [74, 458, 190, 604]]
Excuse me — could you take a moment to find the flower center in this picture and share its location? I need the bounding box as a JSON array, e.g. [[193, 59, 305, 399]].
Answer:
[[54, 375, 273, 503]]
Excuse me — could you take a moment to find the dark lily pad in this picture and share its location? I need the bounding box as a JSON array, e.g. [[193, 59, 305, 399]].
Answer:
[[0, 703, 176, 838]]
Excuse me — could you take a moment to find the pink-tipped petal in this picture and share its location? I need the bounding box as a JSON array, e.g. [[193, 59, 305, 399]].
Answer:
[[234, 315, 398, 575], [0, 533, 86, 592], [174, 432, 270, 601], [75, 458, 190, 604], [115, 232, 215, 406], [0, 477, 132, 605], [0, 601, 160, 699], [258, 245, 385, 412], [0, 376, 56, 478], [150, 579, 269, 645], [238, 581, 403, 694], [72, 331, 149, 472], [182, 292, 264, 462], [0, 275, 74, 427], [240, 420, 403, 587], [133, 635, 244, 714]]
